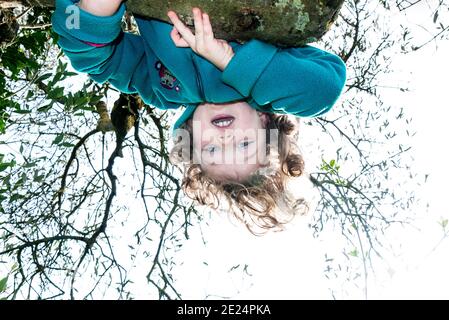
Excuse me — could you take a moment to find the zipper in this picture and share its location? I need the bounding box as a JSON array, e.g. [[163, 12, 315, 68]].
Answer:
[[191, 54, 205, 101]]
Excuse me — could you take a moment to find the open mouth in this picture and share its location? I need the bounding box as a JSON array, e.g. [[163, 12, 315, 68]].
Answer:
[[211, 115, 235, 128]]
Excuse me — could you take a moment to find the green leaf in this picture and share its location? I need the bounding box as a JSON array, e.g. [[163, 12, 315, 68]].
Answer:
[[0, 162, 14, 172], [48, 87, 64, 100], [37, 102, 53, 112], [433, 10, 438, 23], [330, 159, 335, 167], [0, 118, 5, 134], [349, 249, 358, 257], [61, 142, 75, 148], [13, 109, 31, 114], [64, 71, 78, 77], [0, 276, 8, 293], [74, 96, 90, 108], [33, 169, 44, 183], [14, 173, 27, 189], [36, 73, 52, 82], [52, 71, 63, 84], [23, 162, 36, 168], [52, 134, 64, 145], [88, 95, 102, 105], [9, 194, 24, 202]]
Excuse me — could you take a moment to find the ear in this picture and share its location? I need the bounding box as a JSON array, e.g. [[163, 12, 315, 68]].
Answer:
[[257, 112, 269, 128]]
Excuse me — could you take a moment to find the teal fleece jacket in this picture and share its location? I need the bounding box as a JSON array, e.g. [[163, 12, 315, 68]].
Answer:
[[51, 0, 346, 130]]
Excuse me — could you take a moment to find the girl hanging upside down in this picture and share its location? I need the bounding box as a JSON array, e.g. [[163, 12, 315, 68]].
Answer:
[[52, 0, 347, 233]]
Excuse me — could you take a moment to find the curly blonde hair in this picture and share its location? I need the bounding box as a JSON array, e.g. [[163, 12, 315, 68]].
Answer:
[[170, 112, 308, 234]]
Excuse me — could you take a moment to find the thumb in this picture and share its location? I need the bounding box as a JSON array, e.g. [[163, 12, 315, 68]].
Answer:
[[170, 27, 190, 47]]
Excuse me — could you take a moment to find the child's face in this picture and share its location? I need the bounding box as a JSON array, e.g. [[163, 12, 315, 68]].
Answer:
[[191, 101, 268, 182]]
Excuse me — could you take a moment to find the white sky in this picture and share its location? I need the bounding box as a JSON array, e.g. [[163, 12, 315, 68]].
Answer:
[[367, 38, 449, 300]]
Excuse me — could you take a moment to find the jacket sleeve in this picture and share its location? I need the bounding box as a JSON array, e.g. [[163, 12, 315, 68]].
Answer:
[[51, 0, 157, 105], [221, 40, 347, 117]]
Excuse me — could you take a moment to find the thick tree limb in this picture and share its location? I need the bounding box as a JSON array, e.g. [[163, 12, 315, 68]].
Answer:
[[1, 0, 344, 46]]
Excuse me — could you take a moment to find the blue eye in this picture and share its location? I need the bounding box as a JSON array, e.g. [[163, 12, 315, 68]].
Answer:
[[238, 140, 254, 149], [204, 145, 219, 154]]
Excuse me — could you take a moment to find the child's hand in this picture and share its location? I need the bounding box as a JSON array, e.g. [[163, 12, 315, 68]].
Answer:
[[167, 8, 235, 71], [78, 0, 123, 16]]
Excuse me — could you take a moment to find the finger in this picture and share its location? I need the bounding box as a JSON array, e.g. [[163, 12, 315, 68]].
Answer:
[[202, 13, 214, 41], [217, 39, 229, 45], [170, 27, 190, 47], [193, 8, 204, 47], [167, 11, 195, 45]]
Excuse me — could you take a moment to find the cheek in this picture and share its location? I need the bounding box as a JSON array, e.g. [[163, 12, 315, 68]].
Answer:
[[192, 104, 209, 126], [239, 113, 264, 131], [257, 135, 269, 163], [191, 132, 202, 160], [192, 132, 201, 146], [191, 116, 210, 145]]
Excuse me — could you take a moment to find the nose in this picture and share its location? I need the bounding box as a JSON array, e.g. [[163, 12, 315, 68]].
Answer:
[[218, 133, 233, 144]]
